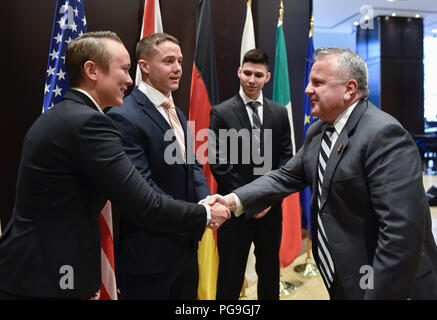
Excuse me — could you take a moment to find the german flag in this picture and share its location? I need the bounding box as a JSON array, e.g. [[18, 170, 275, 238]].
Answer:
[[189, 0, 220, 300]]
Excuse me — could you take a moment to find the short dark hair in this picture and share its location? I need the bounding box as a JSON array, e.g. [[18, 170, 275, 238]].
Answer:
[[136, 32, 180, 61], [66, 31, 123, 87], [242, 49, 269, 67]]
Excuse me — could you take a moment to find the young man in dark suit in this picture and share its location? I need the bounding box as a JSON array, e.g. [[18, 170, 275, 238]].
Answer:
[[209, 49, 293, 300], [107, 33, 212, 300], [214, 47, 437, 299], [0, 31, 229, 300]]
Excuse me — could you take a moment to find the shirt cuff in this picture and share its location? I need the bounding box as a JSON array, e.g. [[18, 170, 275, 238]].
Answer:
[[230, 193, 244, 217], [199, 201, 211, 226]]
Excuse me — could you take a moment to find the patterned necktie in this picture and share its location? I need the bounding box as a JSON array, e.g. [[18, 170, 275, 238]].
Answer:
[[316, 126, 335, 289], [162, 98, 186, 162], [249, 101, 263, 156]]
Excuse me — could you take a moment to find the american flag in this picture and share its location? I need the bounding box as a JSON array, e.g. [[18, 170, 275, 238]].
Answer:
[[42, 0, 87, 112], [42, 0, 117, 300]]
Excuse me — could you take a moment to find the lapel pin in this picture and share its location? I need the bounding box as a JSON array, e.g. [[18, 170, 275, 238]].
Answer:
[[338, 144, 343, 152]]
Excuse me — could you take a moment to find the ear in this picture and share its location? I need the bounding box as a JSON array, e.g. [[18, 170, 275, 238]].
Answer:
[[344, 79, 358, 100], [237, 67, 242, 79], [138, 59, 149, 75], [83, 60, 98, 82], [265, 71, 271, 84]]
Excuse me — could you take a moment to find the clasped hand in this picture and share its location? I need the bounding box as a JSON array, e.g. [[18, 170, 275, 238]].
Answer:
[[203, 194, 271, 231], [203, 194, 231, 231]]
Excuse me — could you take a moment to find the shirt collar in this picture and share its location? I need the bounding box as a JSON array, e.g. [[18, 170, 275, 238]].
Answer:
[[239, 87, 263, 106], [138, 80, 172, 107], [331, 100, 359, 135], [71, 87, 104, 114]]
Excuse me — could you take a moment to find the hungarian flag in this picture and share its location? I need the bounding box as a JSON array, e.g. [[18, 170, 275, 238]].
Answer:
[[135, 0, 163, 85], [42, 0, 117, 300], [272, 13, 302, 268], [189, 0, 220, 300]]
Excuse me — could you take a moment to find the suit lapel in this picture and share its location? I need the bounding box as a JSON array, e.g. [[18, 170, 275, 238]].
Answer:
[[319, 99, 368, 209], [132, 87, 188, 165], [132, 87, 172, 134], [308, 123, 326, 197], [262, 98, 273, 130], [232, 95, 252, 130]]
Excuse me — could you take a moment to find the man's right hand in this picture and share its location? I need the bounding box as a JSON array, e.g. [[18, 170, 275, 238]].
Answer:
[[207, 202, 231, 230], [206, 194, 236, 211]]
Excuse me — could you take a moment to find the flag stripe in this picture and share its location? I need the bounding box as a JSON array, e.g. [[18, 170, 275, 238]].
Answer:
[[99, 201, 117, 300], [189, 0, 219, 300], [100, 247, 117, 300], [99, 209, 115, 268]]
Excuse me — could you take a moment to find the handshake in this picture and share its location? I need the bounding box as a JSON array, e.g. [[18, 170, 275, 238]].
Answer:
[[200, 194, 236, 231], [201, 194, 270, 231]]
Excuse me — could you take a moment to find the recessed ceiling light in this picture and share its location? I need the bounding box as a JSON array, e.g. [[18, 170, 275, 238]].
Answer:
[[432, 29, 437, 33], [388, 0, 396, 2], [392, 12, 397, 17], [415, 14, 421, 18], [353, 21, 359, 26]]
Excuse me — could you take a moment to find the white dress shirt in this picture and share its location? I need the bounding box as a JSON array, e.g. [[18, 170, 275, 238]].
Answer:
[[239, 87, 264, 126]]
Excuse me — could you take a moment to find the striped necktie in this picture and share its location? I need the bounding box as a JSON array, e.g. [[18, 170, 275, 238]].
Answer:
[[249, 101, 263, 156], [162, 98, 186, 162], [316, 126, 335, 289]]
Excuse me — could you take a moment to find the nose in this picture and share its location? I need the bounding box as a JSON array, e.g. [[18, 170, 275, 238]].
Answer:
[[127, 73, 133, 86], [174, 61, 182, 73], [305, 82, 313, 95]]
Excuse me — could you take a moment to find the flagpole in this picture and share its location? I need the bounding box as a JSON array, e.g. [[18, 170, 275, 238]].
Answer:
[[293, 227, 319, 277]]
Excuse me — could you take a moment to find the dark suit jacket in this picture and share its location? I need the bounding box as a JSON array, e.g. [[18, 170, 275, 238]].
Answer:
[[209, 94, 293, 228], [234, 99, 437, 299], [106, 87, 210, 274], [0, 90, 206, 298]]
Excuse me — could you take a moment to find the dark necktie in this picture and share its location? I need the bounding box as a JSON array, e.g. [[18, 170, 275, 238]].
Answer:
[[249, 101, 263, 157], [316, 126, 335, 290]]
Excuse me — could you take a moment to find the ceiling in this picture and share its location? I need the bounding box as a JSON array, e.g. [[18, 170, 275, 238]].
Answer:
[[313, 0, 437, 35]]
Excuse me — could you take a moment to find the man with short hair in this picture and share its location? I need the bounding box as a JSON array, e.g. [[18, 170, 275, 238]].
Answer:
[[212, 47, 437, 299], [209, 48, 293, 300], [0, 31, 229, 299], [107, 32, 212, 300]]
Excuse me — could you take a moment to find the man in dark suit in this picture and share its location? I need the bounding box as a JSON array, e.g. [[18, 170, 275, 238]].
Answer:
[[212, 47, 437, 299], [0, 31, 229, 300], [209, 49, 293, 300], [107, 33, 211, 300]]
